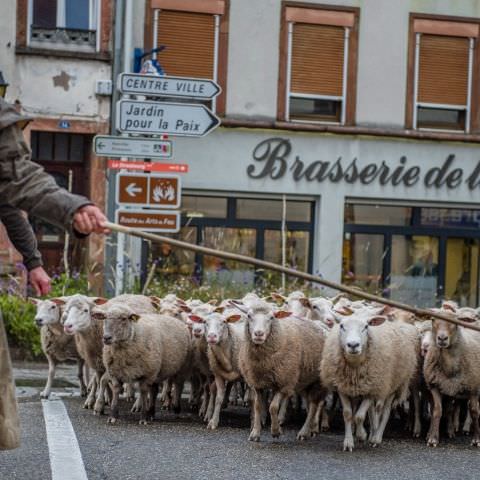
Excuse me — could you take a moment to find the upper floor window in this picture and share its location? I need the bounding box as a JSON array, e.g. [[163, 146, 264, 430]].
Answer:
[[279, 6, 359, 125], [408, 17, 479, 133], [28, 0, 99, 52], [150, 0, 229, 114]]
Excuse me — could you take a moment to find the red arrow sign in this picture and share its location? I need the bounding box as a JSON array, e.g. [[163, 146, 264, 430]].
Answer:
[[108, 159, 189, 173]]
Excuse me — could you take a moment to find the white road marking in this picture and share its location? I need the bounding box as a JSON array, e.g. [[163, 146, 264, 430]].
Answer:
[[42, 399, 88, 480]]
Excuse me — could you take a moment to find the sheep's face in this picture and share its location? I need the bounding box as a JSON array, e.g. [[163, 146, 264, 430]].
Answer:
[[338, 313, 386, 357], [99, 306, 139, 345], [33, 300, 62, 327], [191, 320, 206, 339], [432, 319, 457, 349], [247, 308, 274, 344], [205, 313, 227, 345], [63, 297, 93, 335], [311, 298, 336, 328], [421, 330, 432, 357]]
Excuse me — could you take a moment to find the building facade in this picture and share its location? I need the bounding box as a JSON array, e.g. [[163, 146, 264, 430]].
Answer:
[[0, 0, 113, 287], [136, 0, 480, 307]]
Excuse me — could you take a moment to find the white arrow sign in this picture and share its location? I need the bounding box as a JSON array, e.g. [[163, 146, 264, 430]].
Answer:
[[126, 183, 142, 197], [116, 100, 221, 137], [118, 73, 221, 100], [93, 135, 172, 159]]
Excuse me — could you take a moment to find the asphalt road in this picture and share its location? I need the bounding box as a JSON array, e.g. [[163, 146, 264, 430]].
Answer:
[[3, 389, 480, 480]]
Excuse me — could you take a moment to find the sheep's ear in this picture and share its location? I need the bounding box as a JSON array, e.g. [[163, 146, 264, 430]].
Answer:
[[27, 297, 39, 305], [458, 316, 476, 323], [274, 311, 291, 319], [229, 300, 248, 315], [207, 299, 218, 306], [368, 316, 387, 327], [330, 293, 347, 305], [299, 298, 312, 308], [129, 313, 140, 322], [92, 311, 107, 321], [226, 314, 241, 323], [214, 306, 225, 314], [379, 305, 393, 315], [50, 298, 66, 306], [442, 302, 456, 312], [93, 297, 108, 305], [150, 296, 162, 310], [189, 315, 205, 324], [271, 293, 286, 304], [179, 305, 192, 313], [335, 306, 353, 316]]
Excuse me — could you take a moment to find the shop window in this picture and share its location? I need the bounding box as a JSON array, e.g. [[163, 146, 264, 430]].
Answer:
[[420, 208, 480, 229], [151, 0, 229, 114], [29, 0, 99, 51], [264, 230, 310, 272], [31, 131, 87, 163], [182, 196, 227, 218], [344, 204, 412, 226], [408, 17, 479, 133], [203, 227, 257, 286], [279, 5, 359, 125], [236, 199, 311, 222]]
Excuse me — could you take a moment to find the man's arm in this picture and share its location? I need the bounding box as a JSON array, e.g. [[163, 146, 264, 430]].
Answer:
[[0, 204, 51, 295], [0, 124, 106, 233]]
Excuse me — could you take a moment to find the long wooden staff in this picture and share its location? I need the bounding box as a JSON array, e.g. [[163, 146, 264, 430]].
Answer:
[[105, 221, 480, 332]]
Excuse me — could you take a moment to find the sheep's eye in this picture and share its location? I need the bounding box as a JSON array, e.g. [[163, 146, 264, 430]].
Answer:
[[50, 305, 56, 310], [363, 325, 369, 331], [83, 309, 88, 313], [340, 324, 345, 331]]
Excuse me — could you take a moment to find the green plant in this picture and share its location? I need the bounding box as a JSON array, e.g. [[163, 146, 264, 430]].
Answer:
[[49, 271, 91, 297], [0, 294, 41, 357]]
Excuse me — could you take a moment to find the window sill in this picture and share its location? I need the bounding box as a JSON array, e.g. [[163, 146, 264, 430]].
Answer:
[[15, 45, 111, 62], [220, 117, 480, 144]]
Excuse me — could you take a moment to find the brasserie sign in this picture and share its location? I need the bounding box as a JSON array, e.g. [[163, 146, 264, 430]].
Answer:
[[247, 138, 480, 190]]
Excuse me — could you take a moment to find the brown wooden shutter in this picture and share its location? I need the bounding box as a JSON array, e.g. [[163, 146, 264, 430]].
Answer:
[[156, 10, 215, 79], [418, 34, 470, 105], [291, 23, 345, 97]]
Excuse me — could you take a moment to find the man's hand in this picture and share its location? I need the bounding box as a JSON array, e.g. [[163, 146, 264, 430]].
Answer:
[[29, 266, 51, 296], [73, 205, 109, 235]]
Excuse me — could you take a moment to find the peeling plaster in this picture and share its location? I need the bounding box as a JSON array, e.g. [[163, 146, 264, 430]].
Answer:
[[52, 71, 73, 91]]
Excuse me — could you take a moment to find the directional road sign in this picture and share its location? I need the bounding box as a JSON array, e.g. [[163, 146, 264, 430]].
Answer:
[[115, 209, 180, 233], [116, 100, 220, 137], [116, 173, 181, 209], [118, 73, 221, 100], [94, 135, 172, 159], [108, 159, 188, 173]]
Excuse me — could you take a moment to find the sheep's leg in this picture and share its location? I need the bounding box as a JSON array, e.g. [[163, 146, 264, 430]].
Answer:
[[270, 391, 285, 438], [77, 358, 87, 397], [204, 380, 216, 422], [446, 398, 456, 439], [243, 386, 251, 407], [93, 372, 110, 415], [261, 390, 269, 427], [222, 382, 233, 409], [278, 396, 289, 427], [171, 380, 184, 414], [463, 408, 472, 435], [354, 398, 372, 443], [107, 378, 121, 424], [427, 388, 442, 447], [297, 397, 318, 441], [147, 382, 159, 421], [138, 383, 152, 425], [40, 354, 56, 399], [469, 395, 480, 447], [84, 374, 98, 409], [199, 381, 209, 418], [339, 393, 355, 452], [124, 383, 135, 402], [207, 376, 226, 430], [311, 399, 325, 436], [370, 394, 394, 447], [83, 364, 90, 390], [249, 388, 264, 442], [412, 388, 422, 438], [453, 402, 461, 434]]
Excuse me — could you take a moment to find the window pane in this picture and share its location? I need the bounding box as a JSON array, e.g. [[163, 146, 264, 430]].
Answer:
[[37, 132, 54, 161], [264, 230, 310, 272], [203, 227, 256, 286], [182, 196, 227, 218], [54, 133, 69, 162], [417, 107, 465, 131], [151, 227, 197, 277], [33, 0, 57, 28], [344, 204, 412, 226], [289, 97, 341, 123], [65, 0, 90, 30], [69, 134, 85, 162], [342, 233, 384, 294], [445, 238, 479, 307], [389, 235, 439, 307], [236, 199, 311, 222], [420, 208, 480, 229]]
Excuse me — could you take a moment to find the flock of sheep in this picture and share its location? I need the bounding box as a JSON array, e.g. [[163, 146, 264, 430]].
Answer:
[[30, 290, 480, 451]]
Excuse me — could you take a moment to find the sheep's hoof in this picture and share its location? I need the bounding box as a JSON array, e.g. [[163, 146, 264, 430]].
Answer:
[[321, 426, 330, 432], [40, 391, 49, 399], [206, 421, 217, 430], [296, 433, 308, 441], [369, 442, 379, 448], [464, 430, 471, 436], [249, 432, 260, 442], [426, 438, 438, 447], [471, 438, 480, 447], [139, 419, 148, 426], [107, 417, 117, 424]]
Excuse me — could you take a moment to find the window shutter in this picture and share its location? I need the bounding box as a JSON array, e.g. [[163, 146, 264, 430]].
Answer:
[[156, 10, 215, 79], [418, 34, 470, 106], [291, 23, 345, 97]]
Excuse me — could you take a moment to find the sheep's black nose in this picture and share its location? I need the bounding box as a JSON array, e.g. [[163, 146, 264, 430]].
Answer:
[[35, 318, 44, 327], [103, 335, 113, 345], [347, 341, 360, 350]]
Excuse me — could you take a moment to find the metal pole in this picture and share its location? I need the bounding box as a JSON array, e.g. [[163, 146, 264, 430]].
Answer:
[[62, 169, 73, 282], [281, 194, 286, 291], [104, 221, 480, 333], [341, 27, 350, 125], [413, 33, 421, 130], [285, 22, 293, 121], [465, 37, 474, 134]]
